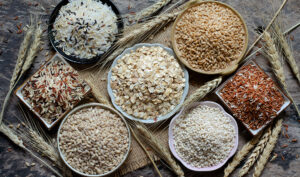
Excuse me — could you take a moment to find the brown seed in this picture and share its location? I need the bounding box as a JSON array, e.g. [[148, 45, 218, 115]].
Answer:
[[281, 144, 288, 148], [290, 35, 294, 41], [291, 139, 297, 143], [281, 154, 285, 161]]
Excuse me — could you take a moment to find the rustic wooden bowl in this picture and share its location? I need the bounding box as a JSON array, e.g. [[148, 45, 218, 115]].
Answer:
[[171, 0, 249, 75]]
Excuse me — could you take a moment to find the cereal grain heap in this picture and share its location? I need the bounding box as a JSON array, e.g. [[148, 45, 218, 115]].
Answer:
[[53, 0, 118, 59], [59, 107, 129, 175], [219, 63, 284, 130], [174, 2, 246, 71], [111, 46, 185, 119], [22, 59, 90, 124], [173, 105, 235, 168]]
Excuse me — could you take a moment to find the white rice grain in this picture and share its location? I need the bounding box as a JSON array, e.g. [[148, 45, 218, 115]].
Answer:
[[53, 0, 118, 59]]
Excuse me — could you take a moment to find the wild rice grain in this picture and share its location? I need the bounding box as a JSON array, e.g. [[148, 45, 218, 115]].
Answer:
[[53, 0, 118, 59]]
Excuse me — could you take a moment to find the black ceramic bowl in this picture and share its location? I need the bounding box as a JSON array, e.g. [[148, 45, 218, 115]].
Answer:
[[48, 0, 123, 64]]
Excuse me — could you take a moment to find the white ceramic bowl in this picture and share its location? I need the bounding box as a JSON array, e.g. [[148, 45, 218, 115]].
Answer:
[[57, 103, 131, 177], [168, 101, 239, 172], [107, 43, 189, 123]]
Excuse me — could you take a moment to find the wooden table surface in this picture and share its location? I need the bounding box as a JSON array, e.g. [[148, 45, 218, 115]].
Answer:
[[0, 0, 299, 177]]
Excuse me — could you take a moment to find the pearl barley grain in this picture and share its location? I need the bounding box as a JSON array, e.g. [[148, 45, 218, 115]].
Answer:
[[173, 105, 235, 168], [59, 106, 129, 175]]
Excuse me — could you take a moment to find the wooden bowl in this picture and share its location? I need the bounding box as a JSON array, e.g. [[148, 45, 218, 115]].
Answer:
[[171, 0, 248, 75]]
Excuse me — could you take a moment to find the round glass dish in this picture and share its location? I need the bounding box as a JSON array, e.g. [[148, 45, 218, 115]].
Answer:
[[107, 43, 189, 124], [171, 0, 248, 75], [57, 103, 131, 177], [48, 0, 123, 64], [168, 101, 239, 172]]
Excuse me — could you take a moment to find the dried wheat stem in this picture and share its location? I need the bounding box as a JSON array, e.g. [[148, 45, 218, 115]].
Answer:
[[117, 11, 180, 46], [224, 132, 262, 177], [0, 124, 63, 177], [182, 76, 222, 108], [253, 118, 283, 177], [243, 0, 287, 58], [99, 42, 134, 71], [263, 31, 300, 117], [274, 24, 300, 84], [129, 125, 162, 177], [239, 126, 272, 177], [241, 21, 300, 65], [134, 0, 171, 21], [9, 26, 34, 89], [136, 124, 184, 177]]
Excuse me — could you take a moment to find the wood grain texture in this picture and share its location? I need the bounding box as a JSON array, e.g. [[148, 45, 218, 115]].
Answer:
[[0, 0, 299, 177]]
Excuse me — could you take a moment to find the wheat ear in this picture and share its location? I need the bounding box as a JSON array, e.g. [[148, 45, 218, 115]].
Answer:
[[239, 126, 272, 177], [253, 118, 283, 177], [94, 11, 180, 71], [274, 24, 300, 84], [0, 124, 63, 177], [19, 23, 42, 77], [117, 11, 179, 47], [0, 23, 36, 125], [182, 76, 222, 108], [263, 31, 300, 117], [9, 26, 34, 89], [136, 124, 184, 177], [134, 0, 172, 21], [224, 132, 262, 177], [129, 125, 162, 177]]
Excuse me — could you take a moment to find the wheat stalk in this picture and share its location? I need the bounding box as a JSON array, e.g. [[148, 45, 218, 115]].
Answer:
[[0, 123, 63, 177], [95, 11, 180, 71], [263, 31, 300, 117], [134, 0, 172, 21], [0, 22, 36, 125], [253, 118, 283, 177], [136, 124, 184, 177], [243, 0, 287, 58], [182, 76, 222, 108], [117, 11, 180, 47], [129, 125, 162, 177], [224, 132, 262, 177], [239, 126, 272, 177], [273, 24, 300, 84]]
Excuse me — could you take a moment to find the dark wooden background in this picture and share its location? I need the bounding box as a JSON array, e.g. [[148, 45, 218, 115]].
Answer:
[[0, 0, 299, 177]]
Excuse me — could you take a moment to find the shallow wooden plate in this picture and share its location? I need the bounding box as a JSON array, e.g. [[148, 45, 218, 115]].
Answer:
[[171, 0, 249, 75]]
